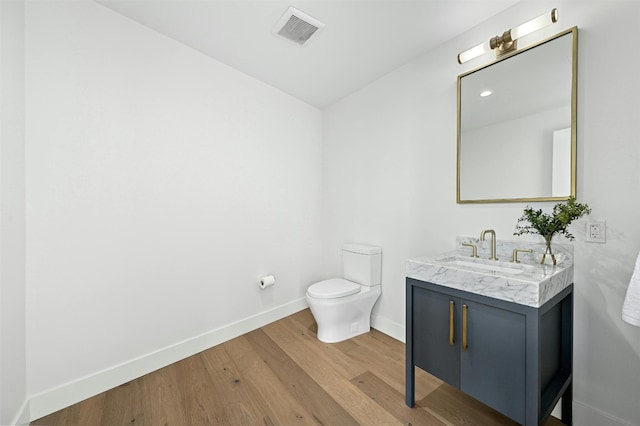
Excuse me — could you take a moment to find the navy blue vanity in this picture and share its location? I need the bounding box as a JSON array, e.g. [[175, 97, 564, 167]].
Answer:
[[405, 241, 574, 425]]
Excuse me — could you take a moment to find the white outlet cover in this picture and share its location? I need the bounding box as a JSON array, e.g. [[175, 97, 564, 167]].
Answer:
[[586, 220, 606, 243]]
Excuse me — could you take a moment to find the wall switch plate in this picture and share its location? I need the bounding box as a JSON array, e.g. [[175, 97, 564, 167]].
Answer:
[[586, 220, 606, 243]]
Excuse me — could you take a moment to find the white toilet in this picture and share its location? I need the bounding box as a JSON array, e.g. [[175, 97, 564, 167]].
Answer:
[[306, 243, 382, 343]]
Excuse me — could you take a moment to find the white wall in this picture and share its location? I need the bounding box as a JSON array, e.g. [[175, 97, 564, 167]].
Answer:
[[0, 0, 27, 424], [24, 0, 323, 417], [323, 1, 640, 425]]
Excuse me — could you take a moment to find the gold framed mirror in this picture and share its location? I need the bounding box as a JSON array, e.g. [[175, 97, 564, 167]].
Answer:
[[457, 27, 577, 204]]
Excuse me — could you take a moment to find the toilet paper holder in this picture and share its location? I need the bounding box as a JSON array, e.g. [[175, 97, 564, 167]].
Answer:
[[260, 275, 275, 289]]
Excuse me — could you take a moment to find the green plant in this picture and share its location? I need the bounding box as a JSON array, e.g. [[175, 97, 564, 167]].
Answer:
[[514, 197, 591, 265]]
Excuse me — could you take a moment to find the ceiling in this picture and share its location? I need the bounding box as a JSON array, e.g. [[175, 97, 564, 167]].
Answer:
[[96, 0, 520, 109]]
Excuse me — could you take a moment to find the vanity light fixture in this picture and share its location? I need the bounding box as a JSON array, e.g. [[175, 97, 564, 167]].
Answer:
[[457, 8, 559, 64]]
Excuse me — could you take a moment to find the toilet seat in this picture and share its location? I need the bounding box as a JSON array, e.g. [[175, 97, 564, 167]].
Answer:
[[307, 278, 361, 299]]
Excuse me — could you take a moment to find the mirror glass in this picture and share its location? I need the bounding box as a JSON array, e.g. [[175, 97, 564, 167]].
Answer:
[[457, 28, 577, 203]]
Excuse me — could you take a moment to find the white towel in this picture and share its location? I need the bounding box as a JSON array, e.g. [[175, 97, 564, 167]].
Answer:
[[622, 251, 640, 327]]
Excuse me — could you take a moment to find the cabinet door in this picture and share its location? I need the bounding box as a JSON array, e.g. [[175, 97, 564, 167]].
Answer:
[[413, 287, 460, 387], [460, 299, 526, 424]]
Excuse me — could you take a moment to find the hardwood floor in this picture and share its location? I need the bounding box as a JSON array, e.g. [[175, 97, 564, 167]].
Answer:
[[32, 309, 564, 425]]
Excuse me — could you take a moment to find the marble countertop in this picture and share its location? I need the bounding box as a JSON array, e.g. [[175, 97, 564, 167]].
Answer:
[[406, 239, 574, 308]]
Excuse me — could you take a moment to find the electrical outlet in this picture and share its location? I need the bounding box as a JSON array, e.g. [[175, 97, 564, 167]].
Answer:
[[586, 221, 606, 243]]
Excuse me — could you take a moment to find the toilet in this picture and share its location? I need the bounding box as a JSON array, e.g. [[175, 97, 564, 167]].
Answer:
[[306, 243, 382, 343]]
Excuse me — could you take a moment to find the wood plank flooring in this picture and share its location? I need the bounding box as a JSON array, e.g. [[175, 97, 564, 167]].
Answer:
[[32, 309, 564, 425]]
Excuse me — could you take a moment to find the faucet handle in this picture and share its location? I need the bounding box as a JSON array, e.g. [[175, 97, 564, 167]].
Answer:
[[512, 248, 533, 263], [462, 242, 479, 258]]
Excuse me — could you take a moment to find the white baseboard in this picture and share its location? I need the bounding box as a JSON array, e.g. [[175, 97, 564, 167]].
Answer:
[[10, 399, 30, 426], [371, 313, 405, 343], [574, 399, 638, 426], [27, 298, 309, 422]]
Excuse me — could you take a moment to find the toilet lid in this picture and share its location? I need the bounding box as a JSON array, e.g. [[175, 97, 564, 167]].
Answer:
[[308, 278, 361, 299]]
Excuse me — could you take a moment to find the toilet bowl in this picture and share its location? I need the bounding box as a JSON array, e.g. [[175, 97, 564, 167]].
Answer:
[[306, 244, 382, 343]]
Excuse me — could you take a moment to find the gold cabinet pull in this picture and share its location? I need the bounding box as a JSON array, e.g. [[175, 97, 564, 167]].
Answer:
[[449, 300, 455, 346], [462, 304, 469, 351]]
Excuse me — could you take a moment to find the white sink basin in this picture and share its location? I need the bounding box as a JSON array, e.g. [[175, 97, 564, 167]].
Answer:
[[443, 259, 524, 275], [435, 255, 535, 275]]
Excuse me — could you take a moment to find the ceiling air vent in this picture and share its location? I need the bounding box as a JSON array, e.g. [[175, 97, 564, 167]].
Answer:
[[272, 7, 325, 47]]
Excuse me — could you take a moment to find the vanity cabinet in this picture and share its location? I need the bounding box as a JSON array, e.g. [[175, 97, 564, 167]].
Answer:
[[406, 278, 573, 425]]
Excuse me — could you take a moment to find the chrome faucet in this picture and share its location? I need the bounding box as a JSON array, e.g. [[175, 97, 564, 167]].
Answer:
[[480, 229, 497, 260]]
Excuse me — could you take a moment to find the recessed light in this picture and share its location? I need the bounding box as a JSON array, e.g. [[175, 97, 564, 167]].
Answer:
[[480, 90, 493, 97]]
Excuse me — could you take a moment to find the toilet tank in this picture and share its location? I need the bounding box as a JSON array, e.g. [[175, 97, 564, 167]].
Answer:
[[342, 243, 382, 287]]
